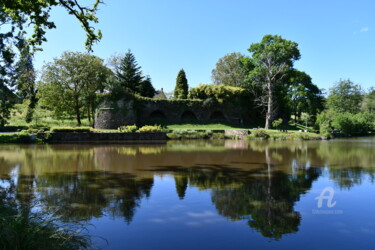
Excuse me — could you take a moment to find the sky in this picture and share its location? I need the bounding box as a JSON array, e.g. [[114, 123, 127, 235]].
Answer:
[[33, 0, 375, 93]]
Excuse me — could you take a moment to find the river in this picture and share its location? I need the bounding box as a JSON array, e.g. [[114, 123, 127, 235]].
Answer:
[[0, 138, 375, 249]]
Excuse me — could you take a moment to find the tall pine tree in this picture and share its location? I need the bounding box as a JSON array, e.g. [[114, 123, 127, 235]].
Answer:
[[115, 50, 155, 97], [15, 43, 37, 123], [115, 50, 143, 93], [174, 69, 188, 99]]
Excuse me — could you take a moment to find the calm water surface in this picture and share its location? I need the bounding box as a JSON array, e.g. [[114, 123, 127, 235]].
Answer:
[[1, 138, 375, 249]]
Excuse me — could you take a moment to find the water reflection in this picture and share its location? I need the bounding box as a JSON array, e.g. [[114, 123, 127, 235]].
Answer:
[[0, 138, 375, 246]]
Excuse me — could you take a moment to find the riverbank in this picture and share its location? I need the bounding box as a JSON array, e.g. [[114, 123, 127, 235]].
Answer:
[[0, 128, 328, 143]]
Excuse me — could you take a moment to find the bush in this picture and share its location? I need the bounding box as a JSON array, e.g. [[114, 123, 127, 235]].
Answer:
[[50, 127, 92, 133], [251, 129, 270, 139], [138, 125, 164, 133], [166, 129, 224, 139], [319, 120, 332, 138], [118, 125, 137, 132], [316, 110, 374, 136]]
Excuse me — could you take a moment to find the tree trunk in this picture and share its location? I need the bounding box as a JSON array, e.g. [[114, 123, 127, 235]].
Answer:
[[87, 105, 91, 123], [265, 82, 273, 129], [75, 97, 81, 126]]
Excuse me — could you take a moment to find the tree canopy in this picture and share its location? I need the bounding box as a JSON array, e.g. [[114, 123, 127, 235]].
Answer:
[[326, 79, 363, 114], [1, 0, 102, 52], [211, 52, 247, 87]]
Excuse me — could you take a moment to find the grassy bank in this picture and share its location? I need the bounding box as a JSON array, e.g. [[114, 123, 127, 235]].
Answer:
[[248, 129, 325, 141]]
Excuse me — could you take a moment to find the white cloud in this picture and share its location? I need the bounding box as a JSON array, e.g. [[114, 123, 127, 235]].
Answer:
[[187, 211, 216, 218], [360, 27, 369, 33]]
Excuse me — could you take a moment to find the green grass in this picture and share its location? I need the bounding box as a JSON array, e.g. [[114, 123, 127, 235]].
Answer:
[[8, 104, 92, 128]]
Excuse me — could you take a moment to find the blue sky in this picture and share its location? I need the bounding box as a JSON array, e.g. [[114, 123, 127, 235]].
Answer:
[[34, 0, 375, 93]]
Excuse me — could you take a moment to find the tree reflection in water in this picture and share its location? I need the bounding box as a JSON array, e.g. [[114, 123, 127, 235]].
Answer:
[[1, 138, 375, 245], [152, 162, 321, 240]]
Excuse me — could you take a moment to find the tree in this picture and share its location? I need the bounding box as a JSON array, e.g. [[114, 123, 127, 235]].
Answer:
[[0, 0, 103, 126], [361, 87, 375, 112], [211, 52, 247, 87], [326, 79, 363, 114], [14, 43, 37, 123], [114, 50, 155, 97], [138, 76, 155, 98], [115, 50, 143, 93], [174, 69, 188, 99], [2, 1, 102, 52], [287, 70, 324, 122], [38, 52, 110, 125], [247, 35, 300, 129]]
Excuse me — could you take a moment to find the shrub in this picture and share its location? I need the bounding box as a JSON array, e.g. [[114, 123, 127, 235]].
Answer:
[[251, 129, 270, 139], [295, 132, 321, 140], [118, 125, 137, 132], [166, 129, 222, 139], [50, 127, 92, 133], [138, 125, 164, 133], [319, 120, 332, 138], [272, 118, 283, 129]]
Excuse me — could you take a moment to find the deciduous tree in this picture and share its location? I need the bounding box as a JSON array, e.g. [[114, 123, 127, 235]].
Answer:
[[327, 79, 363, 114], [212, 52, 247, 87], [247, 35, 300, 129], [38, 52, 110, 125]]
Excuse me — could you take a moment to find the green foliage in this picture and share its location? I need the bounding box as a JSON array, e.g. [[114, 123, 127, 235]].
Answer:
[[0, 88, 14, 127], [113, 50, 155, 97], [174, 69, 188, 99], [246, 34, 301, 129], [138, 76, 156, 98], [138, 125, 164, 133], [361, 87, 375, 112], [272, 118, 283, 129], [319, 120, 332, 138], [118, 125, 138, 133], [0, 1, 103, 127], [14, 43, 38, 123], [211, 52, 247, 87], [327, 79, 363, 114], [38, 51, 111, 125], [250, 129, 270, 139], [0, 191, 92, 249], [0, 133, 32, 143], [50, 127, 92, 133], [167, 130, 209, 139], [2, 0, 102, 52], [316, 110, 374, 136], [188, 84, 247, 103], [287, 69, 324, 122], [167, 129, 227, 140]]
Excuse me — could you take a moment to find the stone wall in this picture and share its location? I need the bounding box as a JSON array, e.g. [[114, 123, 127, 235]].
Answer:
[[48, 132, 167, 142], [94, 97, 249, 129]]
